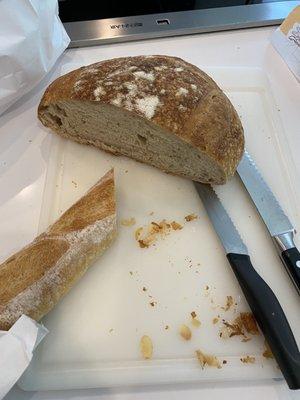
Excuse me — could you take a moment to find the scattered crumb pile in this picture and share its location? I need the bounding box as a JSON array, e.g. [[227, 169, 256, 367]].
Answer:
[[240, 355, 255, 364], [185, 213, 198, 222], [121, 217, 136, 226], [220, 312, 259, 341], [190, 311, 201, 327], [140, 335, 153, 359], [135, 219, 183, 248], [195, 350, 221, 369], [180, 324, 192, 340]]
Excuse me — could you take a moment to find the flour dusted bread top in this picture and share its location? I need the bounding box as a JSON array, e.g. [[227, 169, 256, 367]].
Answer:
[[38, 55, 244, 183], [0, 170, 116, 330]]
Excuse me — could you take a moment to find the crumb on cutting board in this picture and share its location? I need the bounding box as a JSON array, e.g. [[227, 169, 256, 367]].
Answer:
[[140, 335, 153, 359], [240, 355, 255, 364], [220, 312, 259, 340], [221, 295, 234, 311], [135, 227, 143, 240], [212, 317, 220, 325], [240, 312, 259, 335], [195, 350, 221, 369], [190, 311, 201, 327], [185, 213, 198, 222], [180, 324, 192, 340], [171, 221, 183, 230], [262, 341, 274, 359], [135, 219, 183, 248], [121, 217, 136, 226]]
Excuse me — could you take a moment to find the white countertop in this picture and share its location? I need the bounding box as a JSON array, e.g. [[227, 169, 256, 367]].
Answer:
[[1, 26, 300, 400]]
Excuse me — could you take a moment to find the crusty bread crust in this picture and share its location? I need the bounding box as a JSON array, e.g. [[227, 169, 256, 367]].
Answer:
[[38, 55, 244, 181], [0, 170, 116, 330]]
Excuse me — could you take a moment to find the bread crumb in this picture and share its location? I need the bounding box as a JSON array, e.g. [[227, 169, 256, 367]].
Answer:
[[149, 301, 156, 307], [136, 219, 182, 248], [165, 325, 169, 330], [195, 350, 221, 369], [240, 356, 255, 364], [220, 313, 259, 340], [109, 328, 114, 333], [135, 227, 143, 240], [171, 221, 183, 230], [142, 287, 147, 291], [140, 335, 153, 359], [180, 324, 192, 340], [240, 312, 259, 335], [71, 180, 78, 188], [129, 271, 133, 275], [212, 317, 219, 324], [263, 341, 274, 359], [222, 360, 227, 364], [191, 318, 201, 328], [185, 213, 198, 222], [121, 217, 136, 226], [190, 311, 201, 327], [222, 295, 234, 311]]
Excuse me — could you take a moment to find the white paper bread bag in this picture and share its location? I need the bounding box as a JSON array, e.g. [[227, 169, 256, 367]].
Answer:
[[271, 5, 300, 81], [0, 316, 48, 399], [0, 0, 70, 116]]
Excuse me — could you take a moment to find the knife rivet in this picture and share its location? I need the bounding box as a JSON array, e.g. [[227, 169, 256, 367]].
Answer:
[[296, 260, 300, 269]]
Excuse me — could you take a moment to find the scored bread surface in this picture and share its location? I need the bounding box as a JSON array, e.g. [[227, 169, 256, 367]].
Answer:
[[0, 169, 116, 330], [38, 55, 244, 183]]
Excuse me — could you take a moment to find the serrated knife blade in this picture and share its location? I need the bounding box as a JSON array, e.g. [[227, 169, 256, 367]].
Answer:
[[237, 151, 293, 237], [194, 182, 248, 255], [194, 181, 300, 389], [237, 151, 300, 294]]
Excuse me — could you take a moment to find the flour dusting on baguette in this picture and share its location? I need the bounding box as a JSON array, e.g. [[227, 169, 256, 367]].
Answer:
[[0, 169, 116, 330]]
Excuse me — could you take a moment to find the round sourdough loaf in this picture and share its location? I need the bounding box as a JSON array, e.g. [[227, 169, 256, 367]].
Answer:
[[38, 55, 244, 184]]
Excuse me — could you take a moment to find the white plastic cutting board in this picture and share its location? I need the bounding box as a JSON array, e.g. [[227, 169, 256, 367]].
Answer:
[[19, 66, 300, 391]]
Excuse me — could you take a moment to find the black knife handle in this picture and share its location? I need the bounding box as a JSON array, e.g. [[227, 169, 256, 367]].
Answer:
[[281, 247, 300, 294], [227, 253, 300, 390]]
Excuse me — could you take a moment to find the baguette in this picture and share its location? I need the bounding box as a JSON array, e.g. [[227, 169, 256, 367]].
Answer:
[[38, 55, 244, 184], [0, 169, 116, 330]]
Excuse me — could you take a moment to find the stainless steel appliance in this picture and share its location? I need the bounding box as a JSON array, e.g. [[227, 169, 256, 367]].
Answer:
[[58, 1, 299, 47]]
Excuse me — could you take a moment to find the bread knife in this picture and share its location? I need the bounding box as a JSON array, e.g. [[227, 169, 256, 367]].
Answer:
[[237, 151, 300, 294], [194, 182, 300, 389]]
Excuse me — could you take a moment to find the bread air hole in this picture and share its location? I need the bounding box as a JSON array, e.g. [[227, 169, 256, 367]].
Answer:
[[137, 134, 147, 145], [49, 114, 62, 126]]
